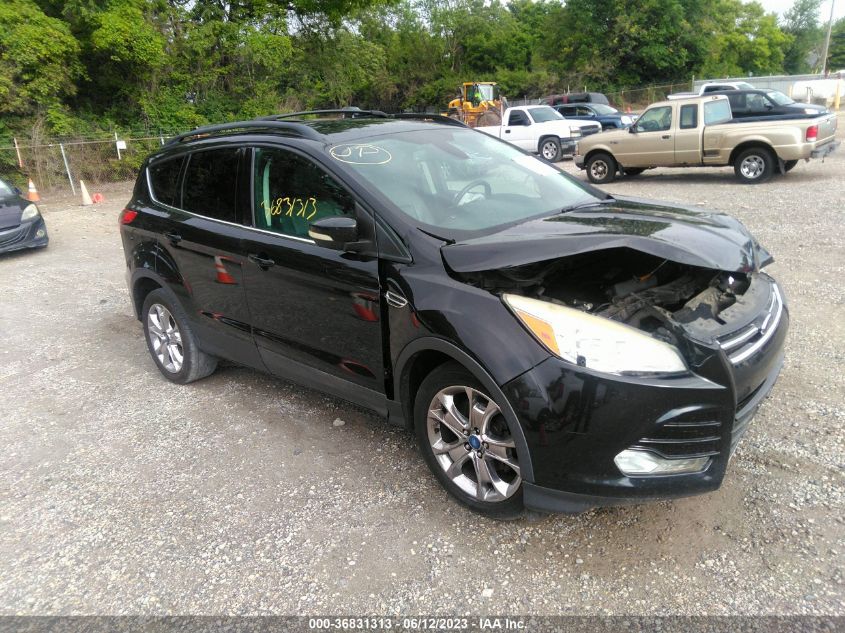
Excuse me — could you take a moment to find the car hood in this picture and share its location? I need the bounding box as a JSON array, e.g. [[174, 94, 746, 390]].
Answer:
[[784, 102, 829, 114], [440, 196, 771, 274], [0, 194, 25, 230]]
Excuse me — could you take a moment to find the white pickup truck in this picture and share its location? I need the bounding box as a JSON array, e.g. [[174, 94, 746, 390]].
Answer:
[[668, 81, 755, 100], [476, 105, 601, 162]]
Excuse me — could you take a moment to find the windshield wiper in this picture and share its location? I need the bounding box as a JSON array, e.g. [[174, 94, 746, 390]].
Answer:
[[557, 196, 616, 214]]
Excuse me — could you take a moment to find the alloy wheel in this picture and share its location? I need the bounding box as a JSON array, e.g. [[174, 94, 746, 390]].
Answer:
[[542, 142, 558, 161], [590, 159, 609, 180], [147, 303, 184, 373], [426, 385, 521, 502], [740, 155, 765, 179]]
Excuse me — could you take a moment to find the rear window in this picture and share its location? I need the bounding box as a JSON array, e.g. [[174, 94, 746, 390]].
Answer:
[[148, 157, 183, 207], [181, 149, 239, 222], [704, 99, 732, 125]]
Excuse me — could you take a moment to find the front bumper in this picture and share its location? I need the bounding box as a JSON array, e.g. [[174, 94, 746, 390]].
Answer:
[[0, 217, 49, 255], [503, 297, 789, 514], [560, 138, 577, 156], [574, 154, 585, 169]]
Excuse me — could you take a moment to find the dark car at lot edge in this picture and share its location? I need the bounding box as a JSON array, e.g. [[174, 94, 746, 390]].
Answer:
[[553, 103, 634, 129], [119, 111, 788, 519], [712, 89, 830, 119], [0, 178, 48, 255]]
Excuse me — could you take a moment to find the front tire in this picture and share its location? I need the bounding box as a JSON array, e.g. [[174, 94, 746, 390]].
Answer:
[[586, 152, 617, 184], [414, 362, 524, 519], [539, 137, 562, 163], [734, 147, 775, 184], [142, 289, 217, 384]]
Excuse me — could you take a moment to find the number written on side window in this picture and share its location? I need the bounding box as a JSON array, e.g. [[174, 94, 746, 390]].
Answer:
[[253, 148, 354, 238], [182, 149, 240, 223]]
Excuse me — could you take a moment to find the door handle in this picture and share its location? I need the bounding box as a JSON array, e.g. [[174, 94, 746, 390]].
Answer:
[[505, 129, 511, 134], [164, 231, 182, 244], [661, 135, 672, 140], [248, 253, 275, 269]]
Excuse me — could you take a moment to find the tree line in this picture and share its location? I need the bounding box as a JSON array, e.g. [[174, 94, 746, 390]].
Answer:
[[1, 0, 843, 138]]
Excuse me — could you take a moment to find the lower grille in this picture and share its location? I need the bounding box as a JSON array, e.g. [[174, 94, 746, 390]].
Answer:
[[632, 407, 723, 459], [0, 225, 27, 248]]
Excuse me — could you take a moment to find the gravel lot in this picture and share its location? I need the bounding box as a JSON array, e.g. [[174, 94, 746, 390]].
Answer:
[[1, 121, 843, 617]]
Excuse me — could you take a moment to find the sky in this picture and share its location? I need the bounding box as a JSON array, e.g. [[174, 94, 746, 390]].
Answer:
[[759, 0, 845, 22]]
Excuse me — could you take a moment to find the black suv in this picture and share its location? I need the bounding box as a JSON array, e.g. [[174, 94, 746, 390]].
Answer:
[[120, 111, 788, 518]]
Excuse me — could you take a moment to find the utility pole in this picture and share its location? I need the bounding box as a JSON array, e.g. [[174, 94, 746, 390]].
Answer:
[[820, 0, 836, 75]]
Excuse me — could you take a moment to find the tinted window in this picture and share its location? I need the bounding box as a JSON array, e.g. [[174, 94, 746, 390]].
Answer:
[[680, 104, 698, 129], [253, 148, 354, 238], [508, 111, 529, 126], [148, 157, 183, 207], [182, 149, 239, 222]]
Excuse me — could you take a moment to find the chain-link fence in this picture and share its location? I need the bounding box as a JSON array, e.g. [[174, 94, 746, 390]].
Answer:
[[0, 134, 176, 196]]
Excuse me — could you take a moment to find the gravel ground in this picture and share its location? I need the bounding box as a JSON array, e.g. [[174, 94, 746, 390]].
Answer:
[[1, 120, 843, 617]]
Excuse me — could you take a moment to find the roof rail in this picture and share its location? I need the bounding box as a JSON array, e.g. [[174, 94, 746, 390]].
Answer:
[[258, 109, 390, 121], [391, 113, 468, 128], [165, 120, 323, 146]]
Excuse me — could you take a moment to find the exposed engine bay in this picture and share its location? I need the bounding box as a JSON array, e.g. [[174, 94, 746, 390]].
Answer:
[[459, 248, 762, 346]]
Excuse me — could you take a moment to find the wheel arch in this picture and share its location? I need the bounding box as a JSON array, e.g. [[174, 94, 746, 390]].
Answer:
[[583, 145, 617, 165], [729, 140, 776, 166], [394, 337, 535, 484]]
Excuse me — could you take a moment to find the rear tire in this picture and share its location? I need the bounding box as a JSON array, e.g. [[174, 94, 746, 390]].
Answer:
[[586, 152, 617, 184], [142, 289, 217, 384], [539, 137, 562, 163], [783, 159, 798, 173], [734, 147, 775, 184], [414, 362, 524, 520]]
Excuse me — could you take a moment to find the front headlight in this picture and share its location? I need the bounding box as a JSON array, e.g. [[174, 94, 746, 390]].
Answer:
[[21, 203, 40, 222], [503, 294, 687, 375], [570, 127, 582, 138]]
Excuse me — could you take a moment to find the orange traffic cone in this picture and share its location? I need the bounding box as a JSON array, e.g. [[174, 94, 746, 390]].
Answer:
[[214, 256, 237, 284], [26, 179, 40, 202]]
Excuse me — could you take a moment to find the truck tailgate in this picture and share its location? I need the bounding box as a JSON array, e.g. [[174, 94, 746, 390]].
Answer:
[[816, 113, 838, 144]]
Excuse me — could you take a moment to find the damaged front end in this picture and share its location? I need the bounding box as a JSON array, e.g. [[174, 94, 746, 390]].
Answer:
[[440, 215, 788, 510]]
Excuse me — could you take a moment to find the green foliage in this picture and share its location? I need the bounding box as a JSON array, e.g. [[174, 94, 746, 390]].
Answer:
[[1, 0, 811, 139], [827, 17, 845, 71], [782, 0, 823, 73], [0, 0, 82, 115]]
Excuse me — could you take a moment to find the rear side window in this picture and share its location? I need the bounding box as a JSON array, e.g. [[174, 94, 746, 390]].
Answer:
[[182, 149, 240, 222], [148, 157, 183, 207], [704, 99, 733, 125], [680, 105, 698, 129]]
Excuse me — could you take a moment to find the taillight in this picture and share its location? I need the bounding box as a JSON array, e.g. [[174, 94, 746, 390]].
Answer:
[[806, 125, 818, 142], [120, 208, 138, 225]]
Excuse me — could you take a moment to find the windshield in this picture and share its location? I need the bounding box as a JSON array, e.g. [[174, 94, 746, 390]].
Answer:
[[0, 179, 14, 197], [527, 106, 563, 123], [590, 104, 617, 115], [471, 84, 496, 101], [328, 128, 601, 236], [766, 90, 794, 105]]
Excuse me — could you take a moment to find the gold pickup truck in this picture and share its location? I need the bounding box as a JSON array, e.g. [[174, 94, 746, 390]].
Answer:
[[574, 95, 839, 184]]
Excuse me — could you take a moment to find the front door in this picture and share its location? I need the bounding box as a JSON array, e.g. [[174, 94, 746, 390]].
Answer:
[[241, 146, 385, 405], [503, 110, 535, 151], [617, 105, 675, 167]]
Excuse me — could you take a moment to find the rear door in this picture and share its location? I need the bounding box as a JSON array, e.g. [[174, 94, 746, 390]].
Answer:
[[240, 145, 385, 405], [150, 147, 262, 368], [674, 103, 701, 165]]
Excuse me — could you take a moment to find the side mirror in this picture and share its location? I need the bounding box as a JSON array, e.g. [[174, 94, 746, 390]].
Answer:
[[308, 216, 358, 251], [629, 126, 638, 134], [13, 186, 22, 195]]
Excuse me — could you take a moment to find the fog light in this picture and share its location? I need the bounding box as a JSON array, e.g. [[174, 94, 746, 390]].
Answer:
[[36, 229, 46, 238], [614, 449, 709, 476]]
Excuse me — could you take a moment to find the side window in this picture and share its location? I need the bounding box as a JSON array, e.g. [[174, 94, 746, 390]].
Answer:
[[577, 106, 592, 116], [636, 106, 672, 132], [746, 93, 769, 112], [253, 148, 354, 238], [704, 99, 733, 125], [679, 104, 698, 129], [561, 106, 576, 116], [148, 157, 183, 207], [182, 149, 240, 222], [508, 111, 529, 126]]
